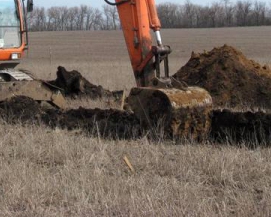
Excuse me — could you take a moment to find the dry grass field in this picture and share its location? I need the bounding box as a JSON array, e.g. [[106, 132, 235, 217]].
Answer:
[[1, 26, 271, 216]]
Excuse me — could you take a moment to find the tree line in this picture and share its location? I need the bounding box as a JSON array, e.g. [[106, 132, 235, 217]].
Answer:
[[27, 5, 118, 31], [28, 1, 271, 31]]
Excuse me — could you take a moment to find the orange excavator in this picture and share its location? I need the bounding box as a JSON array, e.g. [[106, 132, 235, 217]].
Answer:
[[105, 0, 212, 139], [0, 0, 65, 108]]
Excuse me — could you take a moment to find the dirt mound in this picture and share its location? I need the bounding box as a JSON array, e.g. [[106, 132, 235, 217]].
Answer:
[[49, 66, 124, 101], [174, 45, 271, 108]]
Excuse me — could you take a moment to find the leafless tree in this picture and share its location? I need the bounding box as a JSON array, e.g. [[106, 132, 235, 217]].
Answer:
[[252, 1, 266, 25], [222, 0, 235, 26], [67, 7, 79, 31], [235, 1, 252, 26], [86, 8, 103, 30], [28, 7, 46, 31], [157, 3, 181, 28], [102, 5, 119, 30], [183, 0, 197, 27]]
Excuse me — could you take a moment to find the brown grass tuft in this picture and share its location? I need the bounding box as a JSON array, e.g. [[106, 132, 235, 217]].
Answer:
[[0, 122, 271, 216]]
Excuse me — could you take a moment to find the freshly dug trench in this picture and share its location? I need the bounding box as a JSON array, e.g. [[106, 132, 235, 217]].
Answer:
[[211, 109, 271, 145], [1, 96, 271, 144], [42, 107, 141, 139], [0, 96, 43, 123], [0, 96, 140, 139]]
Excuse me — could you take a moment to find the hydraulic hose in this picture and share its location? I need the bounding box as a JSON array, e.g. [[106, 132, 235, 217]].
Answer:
[[104, 0, 129, 6]]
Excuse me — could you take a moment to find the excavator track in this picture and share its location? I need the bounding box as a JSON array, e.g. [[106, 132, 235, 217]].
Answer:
[[127, 86, 212, 140]]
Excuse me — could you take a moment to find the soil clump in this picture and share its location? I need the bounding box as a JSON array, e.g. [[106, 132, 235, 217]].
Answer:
[[49, 66, 124, 102], [174, 45, 271, 109]]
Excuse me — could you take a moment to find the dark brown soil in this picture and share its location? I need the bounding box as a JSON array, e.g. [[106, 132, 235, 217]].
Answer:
[[0, 96, 140, 139], [0, 96, 270, 144], [0, 96, 43, 123], [49, 66, 123, 101], [42, 107, 140, 139], [174, 45, 271, 109], [211, 109, 271, 146]]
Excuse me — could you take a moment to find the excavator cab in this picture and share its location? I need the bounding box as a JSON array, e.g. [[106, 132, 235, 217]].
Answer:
[[0, 0, 65, 108]]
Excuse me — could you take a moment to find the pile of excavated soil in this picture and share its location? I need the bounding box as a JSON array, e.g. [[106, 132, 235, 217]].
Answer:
[[49, 66, 124, 102], [0, 96, 140, 139], [174, 45, 271, 109]]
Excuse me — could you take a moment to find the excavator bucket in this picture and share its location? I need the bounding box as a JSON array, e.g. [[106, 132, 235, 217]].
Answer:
[[0, 69, 66, 109], [127, 86, 212, 140]]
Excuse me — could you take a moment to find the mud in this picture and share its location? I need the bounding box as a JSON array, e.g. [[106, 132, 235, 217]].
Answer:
[[49, 66, 124, 101], [174, 45, 271, 109]]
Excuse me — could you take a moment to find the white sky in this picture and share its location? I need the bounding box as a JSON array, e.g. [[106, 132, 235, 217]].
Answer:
[[36, 0, 227, 8]]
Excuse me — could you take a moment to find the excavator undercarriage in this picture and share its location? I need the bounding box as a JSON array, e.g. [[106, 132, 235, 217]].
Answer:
[[0, 65, 66, 109]]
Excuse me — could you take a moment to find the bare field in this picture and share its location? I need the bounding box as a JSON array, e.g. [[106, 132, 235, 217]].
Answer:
[[2, 27, 271, 216], [19, 26, 271, 90]]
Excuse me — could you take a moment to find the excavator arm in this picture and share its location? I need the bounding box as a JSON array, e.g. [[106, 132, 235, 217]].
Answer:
[[115, 0, 171, 87], [105, 0, 213, 140]]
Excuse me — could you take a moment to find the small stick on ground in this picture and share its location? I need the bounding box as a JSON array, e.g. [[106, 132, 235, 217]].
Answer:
[[123, 155, 135, 173]]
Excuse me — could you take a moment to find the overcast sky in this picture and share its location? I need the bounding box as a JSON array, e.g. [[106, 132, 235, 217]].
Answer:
[[36, 0, 219, 8]]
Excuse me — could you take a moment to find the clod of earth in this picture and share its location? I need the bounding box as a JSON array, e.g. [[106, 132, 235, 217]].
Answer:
[[174, 44, 271, 109], [49, 66, 124, 102]]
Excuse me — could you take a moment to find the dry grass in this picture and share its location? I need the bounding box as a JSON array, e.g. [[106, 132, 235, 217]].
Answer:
[[4, 26, 271, 216], [0, 122, 271, 216]]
